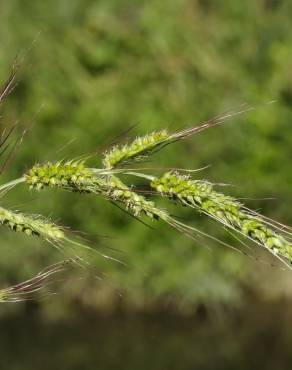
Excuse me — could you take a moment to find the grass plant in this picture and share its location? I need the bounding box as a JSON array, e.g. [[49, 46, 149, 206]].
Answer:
[[0, 66, 291, 303]]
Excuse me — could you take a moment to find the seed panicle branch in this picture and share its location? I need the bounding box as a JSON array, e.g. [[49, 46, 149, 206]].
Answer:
[[25, 160, 95, 192], [151, 171, 292, 265], [24, 161, 198, 240], [103, 130, 169, 169], [102, 107, 253, 169], [20, 106, 292, 270], [0, 206, 65, 240], [0, 204, 102, 268]]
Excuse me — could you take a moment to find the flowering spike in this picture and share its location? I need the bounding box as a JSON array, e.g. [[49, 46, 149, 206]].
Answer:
[[25, 161, 94, 192], [103, 130, 169, 169], [0, 206, 65, 240], [102, 108, 252, 169], [151, 171, 292, 264]]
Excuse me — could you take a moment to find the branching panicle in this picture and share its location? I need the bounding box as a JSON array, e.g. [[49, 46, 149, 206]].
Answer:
[[0, 93, 289, 292]]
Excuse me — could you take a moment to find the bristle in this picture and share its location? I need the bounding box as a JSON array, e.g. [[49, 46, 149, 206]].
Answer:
[[0, 259, 72, 302]]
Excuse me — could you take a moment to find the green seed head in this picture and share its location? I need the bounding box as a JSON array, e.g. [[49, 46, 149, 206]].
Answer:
[[103, 130, 169, 169], [152, 171, 292, 263], [0, 206, 65, 241], [25, 161, 94, 193]]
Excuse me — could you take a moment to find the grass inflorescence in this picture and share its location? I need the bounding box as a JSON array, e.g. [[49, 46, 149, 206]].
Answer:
[[25, 160, 94, 192], [151, 171, 292, 264], [0, 66, 290, 304], [16, 110, 292, 268]]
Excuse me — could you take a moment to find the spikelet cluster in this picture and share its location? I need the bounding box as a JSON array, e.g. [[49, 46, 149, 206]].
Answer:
[[103, 130, 169, 169], [25, 161, 95, 192], [0, 206, 64, 240], [151, 172, 292, 262]]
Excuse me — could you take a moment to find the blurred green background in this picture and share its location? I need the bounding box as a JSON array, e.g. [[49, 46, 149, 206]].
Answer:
[[0, 0, 292, 369]]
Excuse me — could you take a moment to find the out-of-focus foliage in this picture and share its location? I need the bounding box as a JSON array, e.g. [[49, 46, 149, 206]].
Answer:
[[0, 0, 292, 315]]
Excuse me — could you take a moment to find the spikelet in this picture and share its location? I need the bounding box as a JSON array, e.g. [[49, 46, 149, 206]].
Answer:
[[151, 171, 292, 264]]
